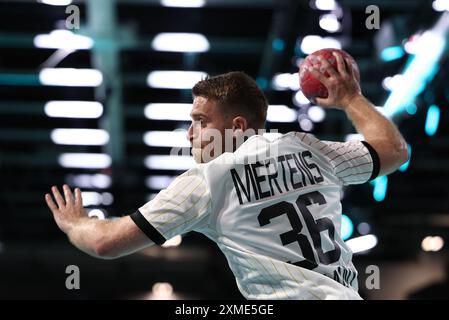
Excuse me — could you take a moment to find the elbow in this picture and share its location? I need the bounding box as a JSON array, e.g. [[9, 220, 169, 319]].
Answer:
[[383, 140, 408, 174], [395, 140, 409, 167], [375, 140, 409, 176]]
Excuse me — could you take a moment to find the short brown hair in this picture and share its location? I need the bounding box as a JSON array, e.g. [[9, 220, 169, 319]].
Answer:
[[192, 71, 268, 129]]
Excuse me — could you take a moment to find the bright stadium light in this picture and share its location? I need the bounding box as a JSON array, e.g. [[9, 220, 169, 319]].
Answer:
[[45, 101, 103, 119], [319, 14, 341, 33], [143, 131, 190, 147], [161, 0, 205, 7], [144, 155, 195, 170], [308, 106, 326, 122], [404, 34, 422, 54], [101, 192, 114, 206], [34, 30, 93, 50], [374, 13, 449, 205], [38, 0, 72, 5], [267, 105, 297, 123], [433, 0, 449, 12], [381, 75, 404, 91], [383, 12, 449, 117], [300, 35, 341, 54], [144, 103, 191, 121], [152, 33, 209, 52], [59, 153, 111, 169], [145, 176, 176, 190], [82, 192, 113, 207], [293, 90, 311, 106], [91, 174, 112, 189], [314, 0, 337, 10], [51, 129, 109, 146], [147, 71, 207, 89], [299, 118, 314, 132], [150, 282, 174, 300], [272, 73, 300, 91], [39, 68, 103, 87], [81, 192, 103, 206], [421, 236, 444, 252], [66, 174, 112, 189], [345, 234, 378, 254]]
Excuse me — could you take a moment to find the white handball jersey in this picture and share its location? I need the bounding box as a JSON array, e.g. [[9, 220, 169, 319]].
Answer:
[[130, 132, 380, 300]]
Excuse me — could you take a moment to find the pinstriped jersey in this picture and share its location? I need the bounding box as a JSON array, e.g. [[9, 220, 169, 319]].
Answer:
[[131, 132, 380, 300]]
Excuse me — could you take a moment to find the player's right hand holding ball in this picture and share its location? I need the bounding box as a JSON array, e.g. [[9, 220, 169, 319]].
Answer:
[[299, 49, 363, 110]]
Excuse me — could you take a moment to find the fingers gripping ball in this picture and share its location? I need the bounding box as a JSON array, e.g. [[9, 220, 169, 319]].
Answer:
[[299, 48, 360, 103]]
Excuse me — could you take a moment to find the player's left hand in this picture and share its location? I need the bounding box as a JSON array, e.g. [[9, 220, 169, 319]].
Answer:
[[45, 185, 88, 234]]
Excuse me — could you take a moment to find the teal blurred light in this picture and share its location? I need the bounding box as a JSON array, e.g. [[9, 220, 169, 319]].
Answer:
[[380, 46, 405, 62], [405, 103, 417, 115], [425, 105, 440, 136], [383, 30, 446, 118], [0, 73, 39, 86], [371, 176, 388, 202], [399, 144, 412, 172], [341, 214, 354, 241], [256, 77, 268, 90], [272, 38, 285, 52]]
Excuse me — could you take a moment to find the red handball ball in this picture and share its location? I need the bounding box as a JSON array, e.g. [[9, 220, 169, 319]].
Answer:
[[299, 48, 360, 103]]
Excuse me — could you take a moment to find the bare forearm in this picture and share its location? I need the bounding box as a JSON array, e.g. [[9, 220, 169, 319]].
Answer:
[[66, 216, 152, 259], [344, 94, 409, 175], [66, 218, 111, 258]]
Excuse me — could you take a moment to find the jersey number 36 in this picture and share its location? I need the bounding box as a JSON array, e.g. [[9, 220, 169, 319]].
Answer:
[[258, 191, 341, 271]]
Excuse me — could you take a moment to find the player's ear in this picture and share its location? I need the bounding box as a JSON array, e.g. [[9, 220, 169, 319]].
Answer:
[[232, 116, 248, 134]]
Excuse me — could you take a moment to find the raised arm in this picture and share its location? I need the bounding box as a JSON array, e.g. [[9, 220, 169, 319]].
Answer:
[[45, 185, 153, 259], [308, 52, 409, 176]]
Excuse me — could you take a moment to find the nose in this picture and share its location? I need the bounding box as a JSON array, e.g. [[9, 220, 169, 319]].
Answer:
[[186, 123, 194, 144]]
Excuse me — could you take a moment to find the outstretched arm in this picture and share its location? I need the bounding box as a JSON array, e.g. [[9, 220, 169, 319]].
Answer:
[[45, 185, 153, 259], [308, 52, 409, 176]]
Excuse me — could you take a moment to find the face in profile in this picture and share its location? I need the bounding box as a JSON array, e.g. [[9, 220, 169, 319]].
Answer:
[[187, 96, 235, 163]]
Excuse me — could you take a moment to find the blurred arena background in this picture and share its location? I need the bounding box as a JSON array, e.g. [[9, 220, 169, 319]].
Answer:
[[0, 0, 448, 300]]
